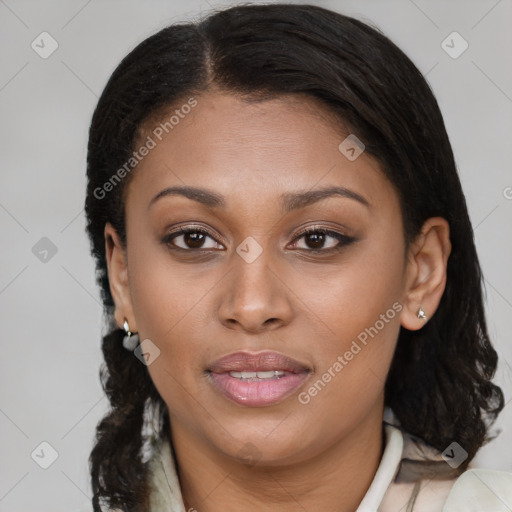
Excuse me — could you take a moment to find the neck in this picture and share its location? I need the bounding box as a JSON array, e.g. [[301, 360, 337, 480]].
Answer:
[[170, 408, 386, 512]]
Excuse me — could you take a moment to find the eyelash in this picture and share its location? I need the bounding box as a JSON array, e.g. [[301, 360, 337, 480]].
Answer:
[[290, 227, 355, 253], [162, 225, 355, 254]]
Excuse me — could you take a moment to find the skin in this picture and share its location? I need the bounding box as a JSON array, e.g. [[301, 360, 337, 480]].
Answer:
[[104, 91, 451, 512]]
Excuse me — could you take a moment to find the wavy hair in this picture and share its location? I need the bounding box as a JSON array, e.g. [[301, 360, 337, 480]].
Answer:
[[84, 3, 504, 510]]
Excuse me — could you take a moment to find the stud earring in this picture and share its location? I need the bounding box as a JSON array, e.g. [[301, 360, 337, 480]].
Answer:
[[417, 306, 427, 320], [122, 319, 139, 351]]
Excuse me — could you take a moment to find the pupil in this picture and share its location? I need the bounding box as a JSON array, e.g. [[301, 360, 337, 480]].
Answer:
[[186, 232, 205, 248], [307, 233, 324, 249]]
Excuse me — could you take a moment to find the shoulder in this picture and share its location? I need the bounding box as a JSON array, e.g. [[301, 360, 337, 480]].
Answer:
[[442, 468, 512, 511], [382, 468, 512, 512], [380, 418, 512, 511]]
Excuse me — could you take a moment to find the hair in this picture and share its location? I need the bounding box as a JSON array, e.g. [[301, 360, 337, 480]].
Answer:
[[85, 3, 504, 511]]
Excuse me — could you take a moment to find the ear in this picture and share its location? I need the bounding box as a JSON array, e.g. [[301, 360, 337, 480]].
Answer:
[[104, 222, 137, 333], [400, 217, 452, 330]]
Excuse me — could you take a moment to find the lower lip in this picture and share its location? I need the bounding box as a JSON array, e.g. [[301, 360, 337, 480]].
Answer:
[[208, 372, 309, 407]]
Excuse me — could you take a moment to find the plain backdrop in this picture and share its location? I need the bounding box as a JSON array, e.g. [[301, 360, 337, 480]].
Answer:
[[1, 0, 511, 510]]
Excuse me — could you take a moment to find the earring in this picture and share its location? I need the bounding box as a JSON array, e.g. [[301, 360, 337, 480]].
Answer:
[[417, 306, 427, 320], [122, 319, 139, 351]]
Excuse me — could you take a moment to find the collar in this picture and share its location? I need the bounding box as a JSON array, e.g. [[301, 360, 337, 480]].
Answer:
[[355, 424, 404, 511]]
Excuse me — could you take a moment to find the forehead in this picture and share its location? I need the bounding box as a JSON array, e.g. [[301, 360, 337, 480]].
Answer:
[[128, 91, 396, 215]]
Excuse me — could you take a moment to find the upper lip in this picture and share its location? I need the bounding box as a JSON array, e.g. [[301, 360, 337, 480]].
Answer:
[[208, 351, 310, 374]]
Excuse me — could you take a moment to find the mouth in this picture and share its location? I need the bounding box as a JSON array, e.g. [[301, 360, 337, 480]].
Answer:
[[206, 351, 311, 407]]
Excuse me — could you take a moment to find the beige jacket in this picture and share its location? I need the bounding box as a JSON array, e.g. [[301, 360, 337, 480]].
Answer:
[[146, 423, 512, 511]]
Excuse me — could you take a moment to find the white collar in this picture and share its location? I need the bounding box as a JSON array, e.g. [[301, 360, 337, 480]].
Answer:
[[356, 424, 404, 512]]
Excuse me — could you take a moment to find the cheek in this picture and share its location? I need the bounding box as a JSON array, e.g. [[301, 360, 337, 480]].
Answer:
[[129, 263, 204, 421], [126, 244, 189, 359], [126, 239, 223, 407], [289, 228, 405, 417], [294, 232, 404, 354], [295, 259, 402, 436], [128, 234, 210, 342]]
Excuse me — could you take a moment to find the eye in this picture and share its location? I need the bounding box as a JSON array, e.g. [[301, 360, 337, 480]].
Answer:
[[288, 227, 355, 253], [163, 226, 224, 251], [162, 225, 355, 254]]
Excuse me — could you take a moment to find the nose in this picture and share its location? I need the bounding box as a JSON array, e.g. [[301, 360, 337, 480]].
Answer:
[[217, 250, 294, 334]]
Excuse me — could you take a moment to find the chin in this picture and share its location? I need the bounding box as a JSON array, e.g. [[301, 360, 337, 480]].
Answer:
[[206, 415, 316, 466]]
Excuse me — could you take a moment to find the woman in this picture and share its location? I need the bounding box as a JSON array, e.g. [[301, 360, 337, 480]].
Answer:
[[84, 3, 511, 511]]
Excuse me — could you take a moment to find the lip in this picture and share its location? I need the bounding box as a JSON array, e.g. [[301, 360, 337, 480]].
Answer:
[[207, 351, 310, 407], [208, 350, 310, 374]]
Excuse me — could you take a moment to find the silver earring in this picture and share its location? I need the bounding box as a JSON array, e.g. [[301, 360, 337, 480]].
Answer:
[[417, 306, 427, 320], [122, 320, 139, 351]]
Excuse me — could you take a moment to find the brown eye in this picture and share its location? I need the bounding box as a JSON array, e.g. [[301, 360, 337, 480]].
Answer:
[[163, 227, 224, 251], [290, 228, 355, 253], [182, 231, 207, 249], [303, 232, 328, 249]]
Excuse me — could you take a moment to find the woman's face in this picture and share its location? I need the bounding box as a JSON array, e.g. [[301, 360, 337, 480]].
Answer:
[[108, 91, 419, 465]]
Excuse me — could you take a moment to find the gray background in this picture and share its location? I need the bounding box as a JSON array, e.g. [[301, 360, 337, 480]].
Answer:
[[1, 0, 511, 510]]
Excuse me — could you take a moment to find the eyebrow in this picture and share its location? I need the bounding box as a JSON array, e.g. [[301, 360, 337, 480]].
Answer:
[[148, 185, 371, 211]]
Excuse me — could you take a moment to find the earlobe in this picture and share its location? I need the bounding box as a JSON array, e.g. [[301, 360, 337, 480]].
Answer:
[[400, 217, 451, 331], [104, 222, 137, 332]]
